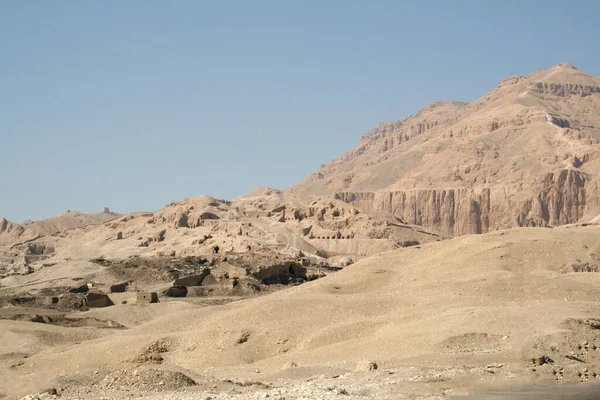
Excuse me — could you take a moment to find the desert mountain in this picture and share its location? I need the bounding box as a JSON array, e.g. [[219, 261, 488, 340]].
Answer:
[[3, 62, 600, 399], [288, 62, 600, 235], [0, 192, 441, 282]]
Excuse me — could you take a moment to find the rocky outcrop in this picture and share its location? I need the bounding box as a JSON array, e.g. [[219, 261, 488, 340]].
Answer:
[[537, 169, 588, 227], [139, 229, 166, 247], [289, 63, 600, 236], [529, 82, 600, 97], [336, 169, 592, 236], [336, 188, 490, 235], [327, 101, 467, 166], [170, 212, 189, 228], [172, 268, 211, 286], [0, 218, 26, 242]]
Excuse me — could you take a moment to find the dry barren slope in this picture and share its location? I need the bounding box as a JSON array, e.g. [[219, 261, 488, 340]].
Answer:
[[1, 191, 444, 284], [0, 211, 121, 277], [3, 224, 600, 398], [288, 63, 600, 235], [22, 210, 122, 235], [0, 211, 122, 246]]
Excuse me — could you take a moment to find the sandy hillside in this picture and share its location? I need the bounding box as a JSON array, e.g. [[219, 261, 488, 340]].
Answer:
[[2, 224, 600, 399]]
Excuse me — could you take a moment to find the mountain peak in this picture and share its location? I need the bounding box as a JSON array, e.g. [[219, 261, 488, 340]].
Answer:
[[288, 62, 600, 235], [553, 62, 578, 70], [531, 62, 599, 86]]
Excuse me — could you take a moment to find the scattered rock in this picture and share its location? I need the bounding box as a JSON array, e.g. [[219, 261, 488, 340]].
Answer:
[[97, 368, 195, 391], [531, 355, 554, 365], [133, 338, 173, 364], [355, 360, 378, 371], [236, 332, 251, 345], [139, 229, 166, 247], [17, 264, 34, 275]]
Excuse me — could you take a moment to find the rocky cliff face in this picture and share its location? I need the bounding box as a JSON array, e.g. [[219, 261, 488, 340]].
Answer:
[[335, 169, 593, 235], [0, 218, 27, 244], [290, 63, 600, 235], [529, 82, 600, 97]]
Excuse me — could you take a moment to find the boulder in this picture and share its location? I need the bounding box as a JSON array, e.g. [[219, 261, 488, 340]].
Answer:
[[18, 264, 34, 275], [139, 229, 166, 247], [355, 360, 378, 371], [6, 264, 35, 276], [339, 256, 354, 267]]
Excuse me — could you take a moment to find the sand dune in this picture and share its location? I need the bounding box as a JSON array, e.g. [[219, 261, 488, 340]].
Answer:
[[3, 224, 600, 398]]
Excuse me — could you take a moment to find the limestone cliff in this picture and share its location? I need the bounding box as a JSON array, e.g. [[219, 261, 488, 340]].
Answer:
[[289, 63, 600, 235], [335, 169, 593, 235]]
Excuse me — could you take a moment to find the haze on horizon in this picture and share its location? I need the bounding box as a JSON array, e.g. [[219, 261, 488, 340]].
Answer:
[[1, 0, 600, 222]]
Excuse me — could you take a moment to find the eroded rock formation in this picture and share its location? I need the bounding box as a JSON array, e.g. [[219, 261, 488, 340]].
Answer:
[[289, 62, 600, 235], [336, 169, 595, 235]]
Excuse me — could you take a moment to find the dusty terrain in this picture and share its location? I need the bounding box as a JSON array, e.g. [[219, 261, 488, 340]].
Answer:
[[3, 224, 600, 399], [3, 62, 600, 399], [0, 195, 443, 399]]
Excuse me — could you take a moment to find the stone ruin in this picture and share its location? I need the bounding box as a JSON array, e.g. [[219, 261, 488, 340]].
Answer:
[[86, 292, 114, 308], [136, 292, 159, 303]]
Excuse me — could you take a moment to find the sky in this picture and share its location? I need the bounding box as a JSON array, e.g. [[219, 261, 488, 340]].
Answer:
[[1, 1, 599, 222]]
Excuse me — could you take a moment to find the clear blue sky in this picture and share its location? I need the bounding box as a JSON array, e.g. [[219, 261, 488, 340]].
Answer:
[[1, 1, 599, 222]]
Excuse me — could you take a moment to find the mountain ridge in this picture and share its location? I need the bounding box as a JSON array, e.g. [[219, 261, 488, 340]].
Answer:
[[286, 62, 600, 235]]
